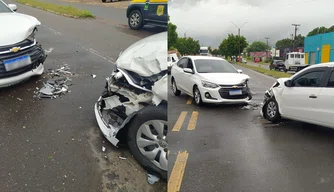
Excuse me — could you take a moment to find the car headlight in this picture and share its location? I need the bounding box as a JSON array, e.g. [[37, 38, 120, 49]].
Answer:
[[26, 29, 36, 42], [201, 80, 219, 88]]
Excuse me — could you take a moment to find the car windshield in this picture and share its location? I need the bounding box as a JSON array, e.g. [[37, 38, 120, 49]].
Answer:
[[0, 1, 12, 13], [194, 59, 237, 73]]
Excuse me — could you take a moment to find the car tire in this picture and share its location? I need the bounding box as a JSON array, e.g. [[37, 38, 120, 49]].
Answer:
[[193, 86, 203, 106], [264, 98, 281, 123], [128, 10, 144, 30], [171, 78, 181, 96], [127, 105, 168, 180]]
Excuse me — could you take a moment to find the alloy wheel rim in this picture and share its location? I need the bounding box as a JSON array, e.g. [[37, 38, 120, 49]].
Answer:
[[136, 120, 168, 171], [172, 81, 177, 93], [194, 89, 200, 104], [130, 13, 140, 27], [267, 101, 277, 118]]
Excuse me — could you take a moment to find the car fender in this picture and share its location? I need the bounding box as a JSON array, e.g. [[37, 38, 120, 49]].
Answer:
[[126, 4, 143, 18]]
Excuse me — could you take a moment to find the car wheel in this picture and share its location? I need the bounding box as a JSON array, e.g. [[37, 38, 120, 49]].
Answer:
[[127, 105, 168, 180], [264, 98, 281, 123], [128, 10, 144, 30], [171, 78, 181, 96], [193, 86, 203, 106]]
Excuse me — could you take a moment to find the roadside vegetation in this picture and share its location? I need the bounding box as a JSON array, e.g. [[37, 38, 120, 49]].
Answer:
[[234, 63, 292, 79], [15, 0, 94, 18]]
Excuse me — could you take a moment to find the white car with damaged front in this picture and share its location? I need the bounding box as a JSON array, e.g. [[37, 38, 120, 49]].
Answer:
[[94, 32, 168, 180], [171, 56, 252, 105], [262, 62, 334, 128], [0, 0, 46, 88]]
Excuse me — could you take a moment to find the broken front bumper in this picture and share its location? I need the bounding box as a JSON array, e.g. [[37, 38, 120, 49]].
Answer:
[[260, 89, 273, 117], [94, 96, 120, 146]]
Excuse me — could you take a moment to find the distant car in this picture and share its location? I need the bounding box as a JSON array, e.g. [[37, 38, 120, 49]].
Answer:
[[269, 60, 286, 71], [0, 0, 46, 88], [126, 0, 168, 30], [261, 62, 334, 128], [241, 58, 247, 63], [167, 53, 178, 74], [102, 0, 122, 2], [171, 56, 252, 105]]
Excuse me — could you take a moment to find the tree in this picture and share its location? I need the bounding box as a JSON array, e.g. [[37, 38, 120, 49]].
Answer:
[[327, 25, 334, 32], [208, 46, 212, 53], [246, 41, 270, 53], [211, 49, 220, 56], [168, 21, 178, 50], [275, 38, 293, 49], [307, 26, 328, 37], [295, 34, 304, 47], [218, 34, 248, 58], [176, 37, 200, 55]]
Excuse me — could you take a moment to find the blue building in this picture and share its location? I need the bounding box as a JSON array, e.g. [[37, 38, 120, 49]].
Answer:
[[304, 32, 334, 64]]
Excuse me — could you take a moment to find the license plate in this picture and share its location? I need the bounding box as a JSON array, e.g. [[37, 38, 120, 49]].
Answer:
[[4, 55, 32, 71], [229, 90, 242, 95]]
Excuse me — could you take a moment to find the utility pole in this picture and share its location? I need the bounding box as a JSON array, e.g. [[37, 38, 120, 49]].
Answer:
[[292, 24, 300, 52], [265, 37, 270, 60], [231, 21, 248, 58]]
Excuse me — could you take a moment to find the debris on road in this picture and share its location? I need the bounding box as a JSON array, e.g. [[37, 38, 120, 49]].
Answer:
[[147, 173, 160, 185], [119, 156, 126, 160], [34, 64, 74, 99], [241, 102, 263, 110], [17, 97, 23, 101], [91, 74, 96, 79], [102, 146, 106, 152]]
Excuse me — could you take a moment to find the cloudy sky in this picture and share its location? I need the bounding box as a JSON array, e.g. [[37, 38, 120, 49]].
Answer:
[[169, 0, 334, 48]]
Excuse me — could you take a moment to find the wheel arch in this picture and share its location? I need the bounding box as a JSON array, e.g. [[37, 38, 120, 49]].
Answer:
[[126, 5, 143, 18]]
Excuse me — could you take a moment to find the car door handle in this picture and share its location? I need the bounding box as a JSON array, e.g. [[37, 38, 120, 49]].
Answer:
[[309, 94, 317, 99]]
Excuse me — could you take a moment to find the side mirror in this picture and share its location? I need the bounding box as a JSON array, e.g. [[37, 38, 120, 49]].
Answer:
[[8, 4, 17, 11], [183, 68, 194, 74], [284, 80, 292, 87], [237, 69, 243, 73]]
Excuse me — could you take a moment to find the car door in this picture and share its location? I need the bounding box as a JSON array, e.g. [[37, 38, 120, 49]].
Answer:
[[280, 68, 328, 123], [173, 57, 188, 91], [147, 0, 167, 25], [316, 68, 334, 127], [183, 58, 195, 94]]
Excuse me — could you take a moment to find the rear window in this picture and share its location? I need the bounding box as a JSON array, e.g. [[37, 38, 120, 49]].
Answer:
[[301, 55, 304, 58], [290, 54, 295, 58], [295, 54, 300, 58]]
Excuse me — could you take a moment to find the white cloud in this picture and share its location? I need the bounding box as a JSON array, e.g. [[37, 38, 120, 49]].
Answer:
[[169, 0, 334, 47]]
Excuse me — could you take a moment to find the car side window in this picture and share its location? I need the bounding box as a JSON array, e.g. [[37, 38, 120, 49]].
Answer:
[[177, 58, 187, 68], [172, 57, 176, 62], [292, 71, 325, 87], [186, 59, 194, 69], [327, 71, 334, 87]]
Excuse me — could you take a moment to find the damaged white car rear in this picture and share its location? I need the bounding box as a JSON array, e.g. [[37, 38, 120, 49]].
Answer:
[[94, 32, 168, 180], [0, 0, 46, 88]]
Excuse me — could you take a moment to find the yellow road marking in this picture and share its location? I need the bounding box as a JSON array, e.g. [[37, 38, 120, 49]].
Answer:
[[172, 111, 188, 132], [168, 151, 189, 192], [187, 111, 199, 130], [186, 97, 192, 104]]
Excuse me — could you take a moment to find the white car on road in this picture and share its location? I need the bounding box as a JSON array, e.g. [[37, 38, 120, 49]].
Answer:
[[0, 0, 46, 88], [262, 62, 334, 128], [171, 56, 252, 105]]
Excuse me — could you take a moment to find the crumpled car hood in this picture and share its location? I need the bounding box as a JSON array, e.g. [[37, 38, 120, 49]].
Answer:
[[0, 13, 41, 46], [116, 32, 167, 77]]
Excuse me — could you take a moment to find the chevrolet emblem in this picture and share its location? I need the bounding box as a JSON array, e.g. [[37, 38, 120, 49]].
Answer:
[[10, 47, 21, 53], [232, 85, 238, 88]]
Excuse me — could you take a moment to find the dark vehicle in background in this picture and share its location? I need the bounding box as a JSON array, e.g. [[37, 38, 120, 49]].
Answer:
[[126, 0, 168, 30], [270, 60, 286, 71]]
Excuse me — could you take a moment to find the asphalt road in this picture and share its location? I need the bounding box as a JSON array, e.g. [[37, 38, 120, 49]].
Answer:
[[0, 2, 166, 192], [168, 65, 334, 192]]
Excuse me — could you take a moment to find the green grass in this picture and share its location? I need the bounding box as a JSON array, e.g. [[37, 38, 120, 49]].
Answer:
[[234, 63, 292, 79], [15, 0, 94, 18]]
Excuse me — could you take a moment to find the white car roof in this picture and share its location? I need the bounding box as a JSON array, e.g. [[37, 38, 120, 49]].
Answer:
[[184, 55, 226, 61], [306, 62, 334, 69]]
